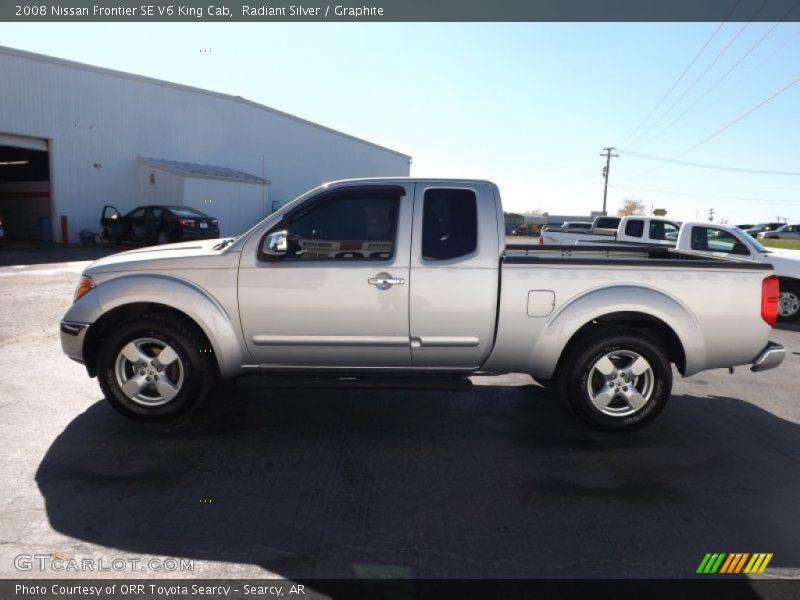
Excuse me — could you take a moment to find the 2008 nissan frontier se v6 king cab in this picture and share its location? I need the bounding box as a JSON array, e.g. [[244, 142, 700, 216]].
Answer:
[[60, 179, 785, 431]]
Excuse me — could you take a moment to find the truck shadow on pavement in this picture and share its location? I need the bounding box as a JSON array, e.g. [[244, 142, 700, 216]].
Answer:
[[36, 381, 800, 579]]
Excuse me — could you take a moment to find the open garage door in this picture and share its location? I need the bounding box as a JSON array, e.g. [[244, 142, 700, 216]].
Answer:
[[0, 134, 51, 241]]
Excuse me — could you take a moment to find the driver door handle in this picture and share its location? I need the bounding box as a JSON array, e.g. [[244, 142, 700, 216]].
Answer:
[[368, 272, 405, 290]]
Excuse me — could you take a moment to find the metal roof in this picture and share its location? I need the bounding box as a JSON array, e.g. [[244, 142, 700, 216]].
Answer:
[[0, 45, 411, 161], [138, 157, 270, 184]]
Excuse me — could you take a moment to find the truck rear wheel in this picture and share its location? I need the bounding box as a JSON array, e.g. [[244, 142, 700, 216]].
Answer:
[[559, 329, 672, 432], [778, 282, 800, 322], [96, 314, 215, 421]]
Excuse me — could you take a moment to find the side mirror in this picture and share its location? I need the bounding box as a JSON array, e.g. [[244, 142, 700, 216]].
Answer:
[[262, 230, 288, 260]]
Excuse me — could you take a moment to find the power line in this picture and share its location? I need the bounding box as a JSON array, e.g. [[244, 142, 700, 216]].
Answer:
[[617, 19, 731, 147], [609, 184, 800, 204], [619, 149, 800, 176], [635, 0, 800, 148], [628, 0, 769, 149], [627, 73, 800, 181]]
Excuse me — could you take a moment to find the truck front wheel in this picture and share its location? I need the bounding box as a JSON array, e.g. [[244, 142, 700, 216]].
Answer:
[[96, 314, 215, 421], [560, 330, 672, 432]]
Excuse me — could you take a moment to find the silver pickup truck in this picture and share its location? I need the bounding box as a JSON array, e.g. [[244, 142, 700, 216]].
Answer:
[[60, 178, 785, 431]]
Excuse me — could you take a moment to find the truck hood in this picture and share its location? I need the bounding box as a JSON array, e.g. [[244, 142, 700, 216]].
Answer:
[[85, 238, 240, 274]]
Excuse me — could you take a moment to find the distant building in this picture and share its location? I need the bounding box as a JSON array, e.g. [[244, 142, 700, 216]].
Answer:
[[0, 45, 410, 241]]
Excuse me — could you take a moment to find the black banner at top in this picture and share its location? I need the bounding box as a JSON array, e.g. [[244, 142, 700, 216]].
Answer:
[[3, 0, 800, 22]]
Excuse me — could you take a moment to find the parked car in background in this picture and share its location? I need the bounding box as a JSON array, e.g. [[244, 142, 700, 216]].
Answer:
[[539, 216, 680, 246], [101, 205, 219, 245], [541, 219, 800, 322], [758, 224, 800, 240], [736, 224, 754, 230], [745, 222, 784, 238]]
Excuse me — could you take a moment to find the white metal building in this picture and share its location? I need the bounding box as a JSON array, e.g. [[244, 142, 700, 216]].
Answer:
[[0, 45, 411, 241]]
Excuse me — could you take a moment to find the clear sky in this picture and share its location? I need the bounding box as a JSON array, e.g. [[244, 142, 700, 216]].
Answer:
[[1, 22, 798, 224]]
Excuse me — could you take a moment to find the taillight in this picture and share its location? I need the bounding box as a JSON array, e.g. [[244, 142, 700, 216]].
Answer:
[[761, 275, 780, 327], [178, 218, 196, 227], [538, 235, 544, 245]]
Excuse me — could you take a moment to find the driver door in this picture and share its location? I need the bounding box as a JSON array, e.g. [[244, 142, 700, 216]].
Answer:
[[238, 184, 413, 368], [101, 205, 123, 240]]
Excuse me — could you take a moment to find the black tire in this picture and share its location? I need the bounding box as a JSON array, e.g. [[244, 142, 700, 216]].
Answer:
[[558, 328, 672, 432], [97, 314, 215, 421], [777, 282, 800, 323]]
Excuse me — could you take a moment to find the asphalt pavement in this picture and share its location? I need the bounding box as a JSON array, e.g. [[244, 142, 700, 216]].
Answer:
[[1, 252, 799, 581]]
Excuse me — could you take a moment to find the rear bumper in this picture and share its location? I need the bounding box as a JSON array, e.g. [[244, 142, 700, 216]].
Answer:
[[60, 320, 89, 364], [750, 342, 785, 372]]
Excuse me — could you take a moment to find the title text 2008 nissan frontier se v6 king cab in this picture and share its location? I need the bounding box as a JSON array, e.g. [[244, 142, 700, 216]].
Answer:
[[61, 179, 785, 431]]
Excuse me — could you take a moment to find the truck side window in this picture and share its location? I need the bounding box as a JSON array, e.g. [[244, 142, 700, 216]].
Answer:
[[422, 188, 478, 261], [624, 220, 644, 238], [285, 192, 399, 261], [690, 227, 749, 255], [650, 221, 679, 241]]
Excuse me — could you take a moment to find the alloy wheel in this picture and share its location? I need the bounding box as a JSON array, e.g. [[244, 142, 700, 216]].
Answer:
[[585, 349, 655, 417], [114, 337, 184, 406]]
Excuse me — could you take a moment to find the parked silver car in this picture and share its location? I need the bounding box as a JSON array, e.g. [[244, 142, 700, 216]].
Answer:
[[758, 224, 800, 240]]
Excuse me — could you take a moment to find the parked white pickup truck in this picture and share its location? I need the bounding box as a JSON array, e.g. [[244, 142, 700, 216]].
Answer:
[[677, 223, 800, 322], [60, 179, 785, 432], [540, 215, 681, 246], [541, 218, 800, 323]]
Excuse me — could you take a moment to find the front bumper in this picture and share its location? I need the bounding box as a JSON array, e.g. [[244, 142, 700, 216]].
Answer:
[[750, 342, 785, 372], [60, 320, 90, 364]]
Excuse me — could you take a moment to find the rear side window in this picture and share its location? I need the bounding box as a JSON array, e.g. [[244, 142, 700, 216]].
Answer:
[[650, 221, 679, 241], [624, 220, 644, 238], [594, 217, 621, 229], [422, 189, 478, 261]]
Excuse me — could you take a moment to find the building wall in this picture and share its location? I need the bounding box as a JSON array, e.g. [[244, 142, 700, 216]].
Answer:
[[0, 46, 411, 242], [137, 164, 183, 207], [182, 177, 268, 237]]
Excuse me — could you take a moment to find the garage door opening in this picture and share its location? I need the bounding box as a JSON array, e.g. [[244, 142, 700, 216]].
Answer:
[[0, 135, 51, 241]]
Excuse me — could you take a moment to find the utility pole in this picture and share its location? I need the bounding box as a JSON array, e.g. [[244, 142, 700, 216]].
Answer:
[[708, 208, 715, 223], [600, 147, 618, 215]]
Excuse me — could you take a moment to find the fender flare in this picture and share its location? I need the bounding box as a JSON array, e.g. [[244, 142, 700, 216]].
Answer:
[[90, 273, 248, 377], [532, 284, 705, 378]]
